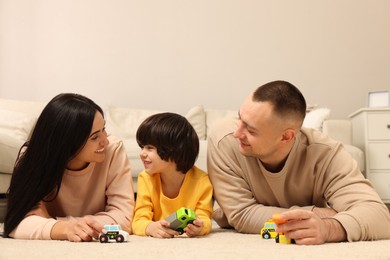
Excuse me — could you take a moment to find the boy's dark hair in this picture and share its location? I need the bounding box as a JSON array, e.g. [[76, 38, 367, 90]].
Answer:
[[136, 112, 199, 174]]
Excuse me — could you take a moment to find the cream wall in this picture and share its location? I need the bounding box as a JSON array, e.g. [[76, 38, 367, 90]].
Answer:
[[1, 0, 389, 119]]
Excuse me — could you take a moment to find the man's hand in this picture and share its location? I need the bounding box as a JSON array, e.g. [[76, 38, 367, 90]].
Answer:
[[51, 215, 104, 242], [312, 207, 337, 219], [145, 220, 179, 238], [184, 218, 203, 237], [275, 209, 347, 245]]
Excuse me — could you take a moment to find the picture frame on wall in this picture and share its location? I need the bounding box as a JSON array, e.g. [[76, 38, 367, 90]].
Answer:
[[368, 91, 389, 108]]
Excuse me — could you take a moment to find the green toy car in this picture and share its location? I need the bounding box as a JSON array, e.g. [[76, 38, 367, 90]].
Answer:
[[165, 207, 197, 234]]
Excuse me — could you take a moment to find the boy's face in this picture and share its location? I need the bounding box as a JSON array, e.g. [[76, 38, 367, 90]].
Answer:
[[139, 145, 173, 174]]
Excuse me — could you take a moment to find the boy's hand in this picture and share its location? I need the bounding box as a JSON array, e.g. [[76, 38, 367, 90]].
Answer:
[[146, 220, 179, 238], [184, 218, 203, 237]]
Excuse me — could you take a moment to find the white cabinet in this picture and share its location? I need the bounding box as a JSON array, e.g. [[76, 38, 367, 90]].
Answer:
[[349, 108, 390, 203]]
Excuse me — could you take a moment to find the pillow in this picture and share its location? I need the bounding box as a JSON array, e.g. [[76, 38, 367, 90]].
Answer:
[[303, 108, 331, 131], [185, 106, 206, 140], [205, 109, 238, 136], [105, 106, 165, 139], [0, 98, 45, 116], [0, 109, 37, 141], [0, 132, 25, 173], [306, 103, 318, 112]]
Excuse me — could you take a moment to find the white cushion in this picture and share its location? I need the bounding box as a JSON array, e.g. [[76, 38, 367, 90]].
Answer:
[[0, 173, 12, 193], [0, 109, 37, 174], [205, 109, 238, 136], [185, 106, 206, 140], [0, 132, 24, 173], [195, 140, 208, 172], [306, 103, 318, 112], [322, 119, 352, 145], [0, 109, 37, 141], [120, 139, 142, 177], [105, 106, 164, 139], [344, 144, 365, 172], [0, 98, 45, 116], [303, 108, 331, 131]]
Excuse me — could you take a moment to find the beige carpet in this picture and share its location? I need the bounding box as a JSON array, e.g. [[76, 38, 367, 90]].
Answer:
[[1, 223, 390, 260]]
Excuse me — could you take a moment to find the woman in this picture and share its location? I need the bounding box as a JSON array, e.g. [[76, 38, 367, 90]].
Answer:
[[3, 93, 134, 242]]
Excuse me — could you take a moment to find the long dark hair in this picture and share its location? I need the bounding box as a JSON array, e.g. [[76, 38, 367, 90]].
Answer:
[[3, 93, 103, 237]]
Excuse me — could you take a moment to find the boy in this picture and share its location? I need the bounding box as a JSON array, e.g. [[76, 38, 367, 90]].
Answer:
[[132, 113, 213, 238]]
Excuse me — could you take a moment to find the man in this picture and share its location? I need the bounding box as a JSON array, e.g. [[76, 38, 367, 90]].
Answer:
[[207, 80, 390, 245]]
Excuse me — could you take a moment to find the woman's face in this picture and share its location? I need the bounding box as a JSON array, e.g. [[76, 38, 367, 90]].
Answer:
[[67, 111, 109, 170]]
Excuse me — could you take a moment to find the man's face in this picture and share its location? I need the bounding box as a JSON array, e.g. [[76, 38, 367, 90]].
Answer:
[[233, 95, 285, 162]]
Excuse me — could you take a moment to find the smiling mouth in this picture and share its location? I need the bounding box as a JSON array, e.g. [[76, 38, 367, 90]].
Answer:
[[95, 148, 105, 153], [239, 139, 249, 146], [143, 160, 151, 166], [239, 141, 250, 148]]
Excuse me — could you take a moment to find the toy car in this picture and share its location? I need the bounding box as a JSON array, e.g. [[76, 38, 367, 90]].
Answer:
[[165, 207, 197, 234], [260, 219, 277, 239], [275, 233, 295, 244], [99, 224, 129, 243], [272, 213, 295, 244]]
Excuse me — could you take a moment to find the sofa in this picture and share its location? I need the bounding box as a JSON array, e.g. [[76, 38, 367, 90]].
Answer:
[[0, 98, 237, 195], [0, 98, 365, 197]]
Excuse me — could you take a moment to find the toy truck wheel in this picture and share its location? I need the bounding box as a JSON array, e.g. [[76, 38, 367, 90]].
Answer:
[[115, 234, 124, 243], [262, 231, 271, 239], [177, 228, 184, 235], [99, 235, 109, 243]]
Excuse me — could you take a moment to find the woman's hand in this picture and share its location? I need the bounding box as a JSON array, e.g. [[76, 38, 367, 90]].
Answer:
[[51, 215, 104, 242], [184, 218, 203, 237], [145, 220, 179, 238]]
